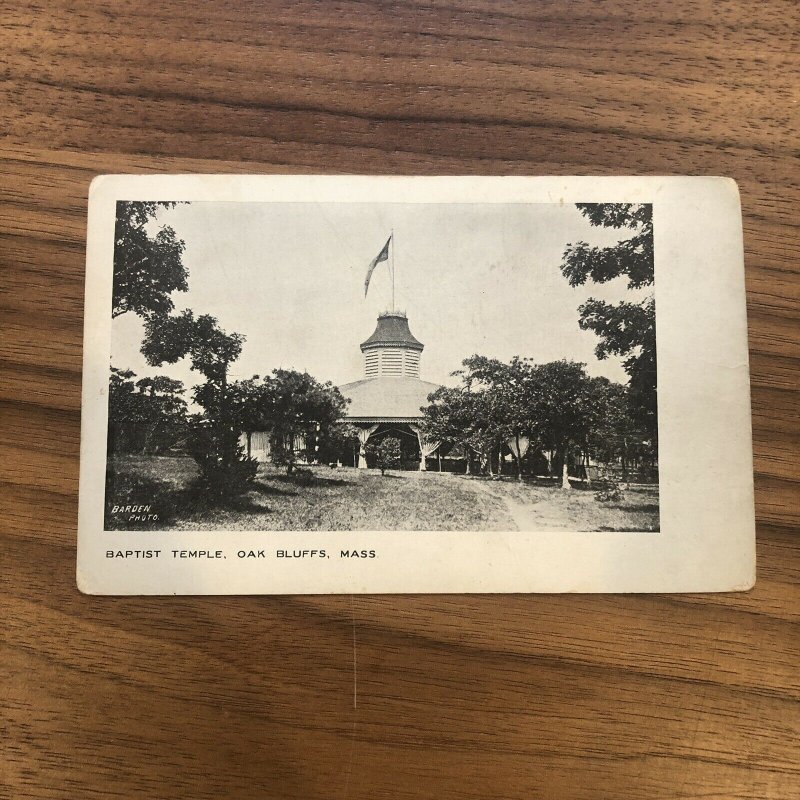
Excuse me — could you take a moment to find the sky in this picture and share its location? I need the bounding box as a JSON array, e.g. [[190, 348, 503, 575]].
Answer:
[[111, 201, 650, 396]]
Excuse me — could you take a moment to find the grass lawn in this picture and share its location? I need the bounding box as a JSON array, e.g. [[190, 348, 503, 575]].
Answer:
[[105, 455, 659, 532], [467, 476, 660, 532]]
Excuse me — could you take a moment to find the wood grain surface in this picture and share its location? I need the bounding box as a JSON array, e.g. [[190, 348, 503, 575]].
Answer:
[[2, 1, 798, 798]]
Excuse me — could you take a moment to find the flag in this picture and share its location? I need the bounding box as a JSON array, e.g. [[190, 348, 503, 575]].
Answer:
[[364, 235, 391, 297]]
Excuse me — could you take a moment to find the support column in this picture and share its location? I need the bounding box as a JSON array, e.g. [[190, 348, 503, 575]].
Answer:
[[409, 424, 439, 472], [357, 424, 380, 469]]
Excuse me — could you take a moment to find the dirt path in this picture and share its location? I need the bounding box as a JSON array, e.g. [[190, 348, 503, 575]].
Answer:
[[465, 478, 539, 531], [460, 477, 575, 531]]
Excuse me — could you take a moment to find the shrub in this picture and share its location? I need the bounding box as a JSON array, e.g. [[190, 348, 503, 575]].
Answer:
[[593, 463, 624, 503], [188, 421, 258, 504], [366, 437, 401, 476]]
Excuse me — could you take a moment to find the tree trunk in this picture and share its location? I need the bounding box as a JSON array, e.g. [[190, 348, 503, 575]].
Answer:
[[561, 443, 572, 490], [621, 437, 628, 485], [286, 433, 294, 475], [219, 368, 235, 470], [438, 450, 442, 472], [465, 448, 471, 475], [561, 460, 571, 490], [584, 445, 591, 487], [515, 433, 522, 481], [142, 423, 156, 455]]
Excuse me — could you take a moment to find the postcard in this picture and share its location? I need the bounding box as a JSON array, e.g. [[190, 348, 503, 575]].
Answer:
[[77, 175, 755, 594]]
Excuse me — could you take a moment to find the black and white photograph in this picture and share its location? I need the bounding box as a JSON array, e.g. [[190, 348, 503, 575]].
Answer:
[[104, 197, 659, 533]]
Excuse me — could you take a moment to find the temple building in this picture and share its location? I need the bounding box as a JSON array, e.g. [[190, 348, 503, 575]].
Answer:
[[339, 311, 441, 469]]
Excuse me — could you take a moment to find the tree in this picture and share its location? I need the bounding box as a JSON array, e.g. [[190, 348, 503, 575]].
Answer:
[[230, 369, 349, 475], [526, 360, 597, 489], [317, 421, 360, 466], [559, 203, 657, 442], [113, 201, 188, 319], [423, 356, 540, 480], [421, 386, 482, 475], [108, 367, 187, 454], [141, 311, 256, 503], [457, 355, 533, 480], [586, 379, 657, 483], [142, 311, 244, 386], [424, 354, 637, 489], [133, 375, 187, 453], [108, 367, 143, 453], [366, 437, 401, 476]]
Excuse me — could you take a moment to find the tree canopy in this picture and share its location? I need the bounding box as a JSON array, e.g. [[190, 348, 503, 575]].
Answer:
[[526, 360, 596, 454], [108, 367, 187, 453], [113, 201, 189, 319], [422, 354, 654, 487], [561, 203, 653, 290], [422, 385, 486, 465], [141, 310, 244, 388], [230, 369, 349, 473], [456, 355, 534, 478], [139, 310, 255, 501], [366, 437, 401, 476], [559, 203, 657, 440]]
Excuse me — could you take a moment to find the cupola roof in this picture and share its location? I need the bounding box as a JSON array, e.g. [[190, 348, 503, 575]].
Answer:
[[360, 311, 423, 351]]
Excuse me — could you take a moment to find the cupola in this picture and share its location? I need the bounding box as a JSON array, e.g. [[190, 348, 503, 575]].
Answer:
[[360, 311, 424, 379]]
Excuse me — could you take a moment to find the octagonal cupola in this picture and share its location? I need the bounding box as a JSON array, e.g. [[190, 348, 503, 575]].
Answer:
[[360, 311, 424, 379]]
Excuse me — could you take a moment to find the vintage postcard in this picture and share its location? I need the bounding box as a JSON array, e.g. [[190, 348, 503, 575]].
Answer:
[[77, 175, 755, 594]]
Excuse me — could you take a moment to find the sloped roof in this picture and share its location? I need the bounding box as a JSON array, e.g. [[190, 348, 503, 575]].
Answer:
[[360, 312, 423, 351], [339, 376, 441, 420]]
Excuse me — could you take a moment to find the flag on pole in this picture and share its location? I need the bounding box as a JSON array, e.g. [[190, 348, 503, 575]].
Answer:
[[364, 235, 392, 297]]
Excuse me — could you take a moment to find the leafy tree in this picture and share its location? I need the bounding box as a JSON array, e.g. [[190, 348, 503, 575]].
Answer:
[[185, 419, 258, 504], [366, 436, 401, 476], [587, 379, 657, 482], [113, 201, 189, 319], [561, 204, 653, 289], [421, 386, 483, 475], [108, 367, 142, 453], [423, 357, 541, 479], [457, 355, 533, 480], [317, 421, 360, 466], [423, 353, 641, 489], [133, 375, 187, 453], [229, 369, 349, 475], [142, 311, 244, 387], [559, 203, 657, 442], [141, 311, 256, 503], [526, 360, 597, 489], [108, 367, 187, 454], [109, 366, 138, 409]]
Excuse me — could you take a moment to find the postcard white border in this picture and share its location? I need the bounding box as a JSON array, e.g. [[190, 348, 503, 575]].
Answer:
[[77, 176, 755, 594]]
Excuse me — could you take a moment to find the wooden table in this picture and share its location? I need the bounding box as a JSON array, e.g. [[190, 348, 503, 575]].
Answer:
[[2, 2, 798, 798]]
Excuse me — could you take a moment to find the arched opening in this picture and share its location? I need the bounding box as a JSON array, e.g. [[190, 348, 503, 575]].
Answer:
[[363, 423, 421, 470]]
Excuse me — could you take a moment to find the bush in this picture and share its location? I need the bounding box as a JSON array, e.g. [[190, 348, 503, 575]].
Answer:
[[593, 463, 624, 503], [595, 484, 624, 503], [366, 436, 401, 475], [188, 421, 258, 504], [292, 466, 315, 486]]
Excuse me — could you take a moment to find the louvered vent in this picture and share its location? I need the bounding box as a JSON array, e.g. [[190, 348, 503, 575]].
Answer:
[[360, 312, 424, 379], [381, 348, 404, 376], [404, 351, 420, 377], [365, 351, 380, 378]]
